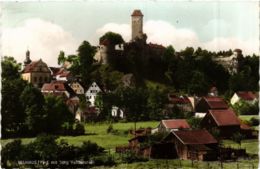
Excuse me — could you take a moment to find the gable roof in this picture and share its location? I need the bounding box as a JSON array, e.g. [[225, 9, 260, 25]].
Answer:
[[204, 96, 228, 109], [131, 10, 143, 16], [236, 91, 257, 101], [172, 129, 217, 145], [22, 59, 50, 73], [208, 109, 240, 126], [42, 81, 66, 91], [168, 94, 191, 104], [42, 81, 76, 97], [49, 67, 61, 75], [162, 119, 190, 129]]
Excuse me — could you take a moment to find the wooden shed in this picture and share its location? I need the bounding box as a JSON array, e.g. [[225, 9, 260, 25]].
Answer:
[[163, 130, 218, 161], [200, 109, 240, 138]]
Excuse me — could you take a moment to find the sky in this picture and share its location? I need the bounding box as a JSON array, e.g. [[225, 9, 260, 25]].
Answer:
[[2, 0, 260, 66]]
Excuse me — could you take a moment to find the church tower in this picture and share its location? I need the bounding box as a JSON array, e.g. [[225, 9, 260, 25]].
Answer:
[[131, 9, 143, 41], [24, 50, 32, 66]]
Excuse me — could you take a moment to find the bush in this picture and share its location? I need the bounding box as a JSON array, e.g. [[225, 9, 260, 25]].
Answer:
[[73, 122, 85, 135], [93, 155, 116, 166], [187, 117, 202, 129], [106, 124, 119, 134], [60, 122, 74, 135], [80, 141, 105, 160], [1, 139, 22, 168], [121, 150, 148, 163], [107, 124, 113, 133], [1, 135, 106, 168], [250, 117, 259, 126]]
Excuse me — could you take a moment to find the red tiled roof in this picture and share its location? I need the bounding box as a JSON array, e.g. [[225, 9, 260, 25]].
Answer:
[[22, 59, 50, 73], [148, 43, 165, 49], [236, 91, 257, 101], [204, 96, 228, 109], [162, 119, 190, 129], [208, 109, 240, 126], [172, 129, 217, 145], [131, 10, 143, 16], [169, 94, 191, 104], [42, 82, 66, 91], [22, 61, 39, 73], [49, 67, 61, 75]]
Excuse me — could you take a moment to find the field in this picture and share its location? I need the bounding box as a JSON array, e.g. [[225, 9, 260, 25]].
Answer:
[[1, 121, 158, 148], [1, 120, 259, 169], [239, 115, 259, 121]]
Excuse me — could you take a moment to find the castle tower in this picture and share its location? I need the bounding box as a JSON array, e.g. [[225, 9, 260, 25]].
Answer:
[[131, 9, 143, 41], [24, 50, 32, 66]]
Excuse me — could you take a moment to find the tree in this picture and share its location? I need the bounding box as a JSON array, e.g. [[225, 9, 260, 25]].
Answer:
[[57, 51, 66, 65], [1, 57, 28, 137], [147, 88, 167, 120], [187, 117, 202, 129], [188, 71, 209, 96], [20, 85, 45, 134], [232, 100, 259, 115], [76, 41, 96, 85], [99, 32, 124, 45], [2, 56, 21, 80], [43, 95, 74, 133], [119, 87, 148, 121]]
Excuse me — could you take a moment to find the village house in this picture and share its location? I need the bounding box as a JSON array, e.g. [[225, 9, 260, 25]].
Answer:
[[66, 96, 80, 114], [41, 81, 76, 99], [75, 106, 99, 122], [69, 81, 85, 95], [21, 50, 51, 88], [195, 96, 229, 117], [168, 94, 194, 112], [49, 67, 73, 82], [111, 106, 125, 119], [85, 82, 102, 106], [163, 129, 218, 161], [230, 91, 258, 105], [200, 109, 241, 138], [153, 119, 191, 134], [208, 86, 218, 96]]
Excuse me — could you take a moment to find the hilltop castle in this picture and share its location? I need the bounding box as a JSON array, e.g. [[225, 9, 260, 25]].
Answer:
[[94, 10, 165, 65]]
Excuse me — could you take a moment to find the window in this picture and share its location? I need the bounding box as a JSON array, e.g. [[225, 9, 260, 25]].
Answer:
[[39, 77, 42, 82], [34, 77, 37, 82]]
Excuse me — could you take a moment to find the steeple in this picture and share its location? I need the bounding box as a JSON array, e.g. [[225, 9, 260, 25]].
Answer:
[[24, 50, 32, 66]]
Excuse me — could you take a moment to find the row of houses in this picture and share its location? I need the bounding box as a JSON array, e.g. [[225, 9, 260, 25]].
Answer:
[[117, 113, 256, 161], [21, 51, 107, 121], [20, 51, 258, 123], [116, 91, 258, 161]]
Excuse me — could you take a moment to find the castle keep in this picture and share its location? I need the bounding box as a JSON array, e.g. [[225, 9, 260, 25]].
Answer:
[[94, 9, 165, 65]]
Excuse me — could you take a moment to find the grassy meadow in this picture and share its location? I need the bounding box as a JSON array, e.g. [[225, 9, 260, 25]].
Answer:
[[1, 121, 158, 148], [1, 119, 258, 169]]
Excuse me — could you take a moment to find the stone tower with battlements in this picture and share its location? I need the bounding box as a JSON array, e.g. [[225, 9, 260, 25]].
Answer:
[[131, 9, 143, 41]]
